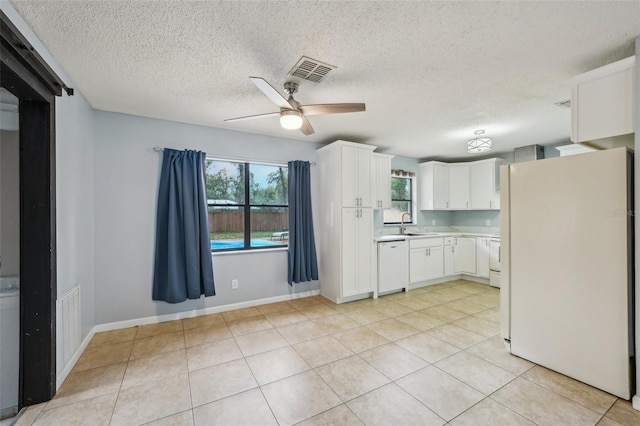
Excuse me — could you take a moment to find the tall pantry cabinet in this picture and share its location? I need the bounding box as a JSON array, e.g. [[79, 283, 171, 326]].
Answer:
[[318, 141, 377, 303]]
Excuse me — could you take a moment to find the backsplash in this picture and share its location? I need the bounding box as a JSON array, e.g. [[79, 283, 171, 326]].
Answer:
[[450, 210, 500, 228]]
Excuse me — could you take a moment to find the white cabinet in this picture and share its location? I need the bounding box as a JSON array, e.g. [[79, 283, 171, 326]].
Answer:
[[449, 164, 470, 209], [454, 237, 477, 275], [409, 238, 444, 284], [342, 208, 373, 296], [318, 141, 377, 303], [420, 159, 501, 211], [372, 153, 393, 209], [418, 162, 450, 210], [571, 56, 635, 143], [341, 145, 373, 208], [470, 159, 502, 210], [444, 238, 454, 276], [476, 237, 490, 279]]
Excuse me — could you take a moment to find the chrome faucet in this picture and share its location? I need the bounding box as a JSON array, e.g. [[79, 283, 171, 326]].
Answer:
[[400, 212, 411, 234]]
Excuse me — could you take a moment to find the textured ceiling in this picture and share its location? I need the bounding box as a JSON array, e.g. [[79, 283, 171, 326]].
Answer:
[[9, 1, 640, 160]]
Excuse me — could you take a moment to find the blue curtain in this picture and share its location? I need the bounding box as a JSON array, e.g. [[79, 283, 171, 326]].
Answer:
[[153, 149, 215, 303], [288, 161, 319, 284]]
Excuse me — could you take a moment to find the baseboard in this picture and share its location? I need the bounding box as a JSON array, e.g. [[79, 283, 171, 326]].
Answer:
[[461, 275, 490, 285], [56, 327, 95, 389], [632, 395, 640, 411], [91, 289, 320, 333]]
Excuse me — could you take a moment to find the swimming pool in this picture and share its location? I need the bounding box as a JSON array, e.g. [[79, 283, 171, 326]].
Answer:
[[210, 239, 283, 250]]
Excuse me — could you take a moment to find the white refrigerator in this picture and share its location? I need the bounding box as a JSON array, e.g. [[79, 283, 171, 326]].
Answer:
[[500, 147, 633, 399]]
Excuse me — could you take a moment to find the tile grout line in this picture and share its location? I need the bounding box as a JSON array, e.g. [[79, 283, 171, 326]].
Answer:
[[516, 370, 615, 420]]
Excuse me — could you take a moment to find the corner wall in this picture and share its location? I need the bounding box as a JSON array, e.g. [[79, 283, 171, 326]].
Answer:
[[93, 111, 320, 324]]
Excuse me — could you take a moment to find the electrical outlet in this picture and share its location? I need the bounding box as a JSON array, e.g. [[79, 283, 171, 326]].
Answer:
[[432, 219, 436, 226], [485, 219, 491, 226], [231, 279, 238, 289]]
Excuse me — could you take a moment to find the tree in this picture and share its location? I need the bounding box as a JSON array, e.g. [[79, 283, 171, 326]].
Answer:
[[267, 167, 287, 204]]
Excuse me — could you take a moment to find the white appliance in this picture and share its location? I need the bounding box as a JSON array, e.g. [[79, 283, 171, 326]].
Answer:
[[489, 239, 500, 288], [500, 147, 633, 399], [378, 239, 408, 294], [0, 276, 19, 417]]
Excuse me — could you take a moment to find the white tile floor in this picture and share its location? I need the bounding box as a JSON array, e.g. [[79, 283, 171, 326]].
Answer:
[[9, 280, 640, 425]]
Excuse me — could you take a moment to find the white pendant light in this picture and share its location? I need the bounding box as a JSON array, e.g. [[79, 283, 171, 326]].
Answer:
[[467, 130, 492, 153], [280, 110, 303, 130]]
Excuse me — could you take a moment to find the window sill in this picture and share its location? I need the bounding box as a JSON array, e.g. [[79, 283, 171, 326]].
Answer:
[[211, 246, 288, 256]]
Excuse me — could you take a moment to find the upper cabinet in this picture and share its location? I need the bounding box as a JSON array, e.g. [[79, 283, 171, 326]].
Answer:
[[571, 56, 635, 143], [449, 164, 470, 209], [340, 144, 375, 208], [470, 159, 502, 209], [418, 162, 450, 209], [372, 153, 394, 209], [420, 158, 502, 210]]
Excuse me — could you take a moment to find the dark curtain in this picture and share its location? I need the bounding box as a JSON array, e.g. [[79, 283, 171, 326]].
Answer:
[[288, 160, 319, 284], [153, 149, 215, 303]]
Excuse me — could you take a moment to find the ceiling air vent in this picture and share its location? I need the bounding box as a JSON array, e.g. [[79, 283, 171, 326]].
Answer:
[[555, 100, 571, 108], [288, 56, 336, 83]]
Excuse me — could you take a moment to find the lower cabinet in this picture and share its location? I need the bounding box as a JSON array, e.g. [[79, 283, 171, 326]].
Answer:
[[476, 237, 490, 279], [444, 241, 454, 276], [409, 238, 444, 284], [405, 235, 495, 286], [454, 237, 477, 275]]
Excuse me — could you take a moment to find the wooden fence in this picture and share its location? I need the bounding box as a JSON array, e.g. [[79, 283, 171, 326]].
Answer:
[[208, 210, 288, 233]]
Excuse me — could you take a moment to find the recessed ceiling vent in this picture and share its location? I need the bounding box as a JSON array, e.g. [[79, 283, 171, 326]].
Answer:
[[555, 99, 571, 108], [288, 56, 336, 83]]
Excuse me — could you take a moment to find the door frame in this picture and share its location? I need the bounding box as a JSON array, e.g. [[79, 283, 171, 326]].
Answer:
[[1, 10, 71, 407]]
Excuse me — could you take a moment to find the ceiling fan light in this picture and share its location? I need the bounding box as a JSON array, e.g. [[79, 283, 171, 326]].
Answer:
[[280, 110, 303, 130]]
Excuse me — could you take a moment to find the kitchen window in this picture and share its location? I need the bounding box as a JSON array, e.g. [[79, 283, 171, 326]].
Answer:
[[383, 174, 415, 224], [206, 159, 288, 252]]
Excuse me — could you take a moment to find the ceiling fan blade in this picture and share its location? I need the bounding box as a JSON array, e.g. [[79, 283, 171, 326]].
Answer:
[[224, 111, 280, 122], [300, 116, 315, 135], [249, 77, 294, 109], [299, 103, 366, 116]]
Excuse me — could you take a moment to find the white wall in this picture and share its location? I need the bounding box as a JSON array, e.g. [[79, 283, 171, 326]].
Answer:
[[0, 130, 19, 277], [93, 111, 321, 324], [56, 92, 96, 339]]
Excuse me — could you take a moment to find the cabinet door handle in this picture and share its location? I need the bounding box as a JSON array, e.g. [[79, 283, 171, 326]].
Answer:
[[490, 200, 492, 209], [466, 201, 469, 208], [498, 246, 501, 262], [446, 201, 449, 208]]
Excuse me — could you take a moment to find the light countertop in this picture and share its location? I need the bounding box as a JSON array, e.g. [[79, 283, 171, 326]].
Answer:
[[375, 232, 500, 242]]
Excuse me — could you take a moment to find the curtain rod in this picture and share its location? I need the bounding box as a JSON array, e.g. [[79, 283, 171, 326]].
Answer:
[[152, 147, 316, 165]]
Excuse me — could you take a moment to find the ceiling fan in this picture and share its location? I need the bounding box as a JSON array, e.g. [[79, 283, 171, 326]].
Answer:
[[224, 77, 366, 135]]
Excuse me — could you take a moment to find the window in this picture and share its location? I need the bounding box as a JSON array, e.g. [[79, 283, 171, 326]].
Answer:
[[383, 175, 414, 224], [206, 159, 288, 251]]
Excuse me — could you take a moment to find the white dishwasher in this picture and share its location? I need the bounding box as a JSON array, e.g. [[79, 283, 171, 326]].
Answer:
[[378, 239, 409, 294]]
